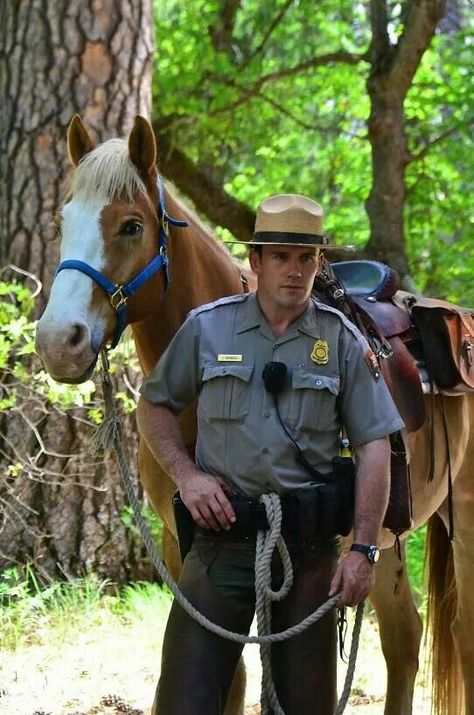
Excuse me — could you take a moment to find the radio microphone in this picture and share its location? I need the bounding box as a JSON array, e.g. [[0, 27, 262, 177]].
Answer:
[[262, 361, 287, 394]]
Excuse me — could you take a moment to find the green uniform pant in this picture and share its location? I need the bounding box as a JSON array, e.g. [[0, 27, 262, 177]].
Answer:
[[153, 531, 339, 715]]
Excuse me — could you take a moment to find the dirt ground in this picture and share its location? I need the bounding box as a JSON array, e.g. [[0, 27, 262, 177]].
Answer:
[[0, 608, 432, 715]]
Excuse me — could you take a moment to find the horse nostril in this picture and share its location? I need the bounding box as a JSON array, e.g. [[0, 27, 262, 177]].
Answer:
[[69, 323, 88, 349]]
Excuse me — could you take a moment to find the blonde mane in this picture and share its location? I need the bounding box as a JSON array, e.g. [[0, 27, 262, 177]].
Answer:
[[70, 137, 246, 272], [71, 139, 147, 203]]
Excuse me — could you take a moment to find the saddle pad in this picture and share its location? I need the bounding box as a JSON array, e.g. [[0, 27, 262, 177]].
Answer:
[[332, 260, 399, 300]]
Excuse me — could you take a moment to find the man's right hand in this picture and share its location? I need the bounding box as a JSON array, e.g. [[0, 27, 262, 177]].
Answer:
[[178, 472, 236, 531]]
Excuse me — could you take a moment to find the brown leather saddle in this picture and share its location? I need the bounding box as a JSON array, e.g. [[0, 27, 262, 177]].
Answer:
[[315, 259, 474, 540], [323, 260, 425, 433], [312, 261, 417, 538]]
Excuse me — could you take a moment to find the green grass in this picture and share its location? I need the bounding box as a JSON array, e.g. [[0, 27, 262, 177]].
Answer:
[[1, 526, 428, 652], [0, 567, 171, 651]]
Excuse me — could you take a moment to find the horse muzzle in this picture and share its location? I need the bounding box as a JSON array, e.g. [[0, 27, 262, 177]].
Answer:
[[35, 316, 101, 384]]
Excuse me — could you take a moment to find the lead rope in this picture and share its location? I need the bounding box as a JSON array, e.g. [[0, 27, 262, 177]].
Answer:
[[256, 493, 294, 714], [91, 350, 363, 715]]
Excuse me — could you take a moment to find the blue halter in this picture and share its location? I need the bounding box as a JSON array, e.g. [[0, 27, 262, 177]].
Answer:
[[55, 177, 188, 348]]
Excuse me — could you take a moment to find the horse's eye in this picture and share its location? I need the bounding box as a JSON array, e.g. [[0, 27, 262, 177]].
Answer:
[[120, 220, 143, 238]]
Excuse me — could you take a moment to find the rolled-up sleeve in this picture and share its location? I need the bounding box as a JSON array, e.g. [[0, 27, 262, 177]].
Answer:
[[339, 333, 405, 447], [139, 313, 202, 413]]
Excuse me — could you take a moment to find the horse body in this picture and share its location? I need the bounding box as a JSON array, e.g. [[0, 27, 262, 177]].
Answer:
[[371, 392, 474, 715], [35, 116, 474, 715]]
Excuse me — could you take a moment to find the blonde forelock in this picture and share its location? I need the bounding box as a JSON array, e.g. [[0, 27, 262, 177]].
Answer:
[[71, 139, 147, 204]]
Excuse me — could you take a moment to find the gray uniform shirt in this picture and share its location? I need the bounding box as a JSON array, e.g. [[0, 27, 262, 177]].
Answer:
[[141, 293, 405, 498]]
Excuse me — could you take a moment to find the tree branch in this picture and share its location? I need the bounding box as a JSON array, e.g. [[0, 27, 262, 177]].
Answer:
[[255, 90, 359, 136], [209, 0, 242, 56], [408, 121, 470, 162], [368, 0, 391, 68], [390, 0, 446, 98], [240, 0, 294, 71], [254, 91, 321, 131], [153, 125, 255, 241], [210, 51, 366, 116]]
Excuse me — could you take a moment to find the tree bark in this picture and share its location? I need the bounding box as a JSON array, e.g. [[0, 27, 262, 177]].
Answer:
[[364, 0, 446, 285], [0, 0, 156, 583]]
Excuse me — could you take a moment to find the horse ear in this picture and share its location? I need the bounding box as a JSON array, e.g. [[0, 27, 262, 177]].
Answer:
[[128, 116, 157, 178], [67, 114, 95, 166]]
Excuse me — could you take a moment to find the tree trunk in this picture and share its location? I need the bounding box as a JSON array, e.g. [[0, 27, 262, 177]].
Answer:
[[365, 77, 410, 277], [0, 1, 156, 582], [364, 0, 446, 287]]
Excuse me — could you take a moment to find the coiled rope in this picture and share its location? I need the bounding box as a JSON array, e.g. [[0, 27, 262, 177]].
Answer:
[[92, 350, 363, 715]]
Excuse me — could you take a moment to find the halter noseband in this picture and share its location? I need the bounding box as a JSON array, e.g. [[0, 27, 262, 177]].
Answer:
[[55, 178, 188, 348]]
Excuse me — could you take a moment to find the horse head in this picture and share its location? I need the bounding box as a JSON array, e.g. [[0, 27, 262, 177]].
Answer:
[[36, 115, 166, 383]]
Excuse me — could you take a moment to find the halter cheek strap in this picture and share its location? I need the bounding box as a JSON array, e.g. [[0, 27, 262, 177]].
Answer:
[[55, 177, 188, 349]]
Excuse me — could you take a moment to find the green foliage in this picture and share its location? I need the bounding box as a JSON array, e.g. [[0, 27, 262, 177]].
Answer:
[[0, 567, 170, 651], [405, 30, 474, 303], [0, 280, 97, 410], [405, 525, 427, 604], [120, 504, 164, 548], [153, 0, 473, 302], [0, 280, 141, 419]]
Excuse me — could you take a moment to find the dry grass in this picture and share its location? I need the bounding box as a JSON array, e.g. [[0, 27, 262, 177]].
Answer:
[[0, 597, 432, 715]]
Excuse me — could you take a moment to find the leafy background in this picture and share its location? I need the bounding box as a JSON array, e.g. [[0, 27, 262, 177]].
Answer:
[[153, 0, 473, 301]]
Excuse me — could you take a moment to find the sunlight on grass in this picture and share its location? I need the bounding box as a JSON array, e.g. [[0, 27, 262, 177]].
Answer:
[[0, 567, 171, 651]]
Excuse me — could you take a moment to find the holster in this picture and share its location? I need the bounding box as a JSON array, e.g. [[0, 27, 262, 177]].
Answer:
[[172, 492, 197, 562], [172, 460, 355, 561]]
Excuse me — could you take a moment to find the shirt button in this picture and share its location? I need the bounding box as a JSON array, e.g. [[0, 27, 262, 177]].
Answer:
[[315, 379, 322, 386], [262, 447, 269, 454], [264, 411, 271, 418], [273, 344, 278, 350]]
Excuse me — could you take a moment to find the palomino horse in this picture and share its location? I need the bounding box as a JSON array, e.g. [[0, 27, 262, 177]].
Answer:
[[35, 115, 474, 715]]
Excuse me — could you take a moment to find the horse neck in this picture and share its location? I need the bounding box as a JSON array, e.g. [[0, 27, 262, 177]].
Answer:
[[132, 189, 246, 375]]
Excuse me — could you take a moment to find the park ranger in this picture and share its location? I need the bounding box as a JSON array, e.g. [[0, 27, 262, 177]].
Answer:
[[137, 194, 404, 715]]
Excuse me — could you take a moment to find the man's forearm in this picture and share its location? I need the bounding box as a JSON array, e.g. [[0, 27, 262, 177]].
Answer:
[[353, 437, 391, 544], [136, 396, 197, 489]]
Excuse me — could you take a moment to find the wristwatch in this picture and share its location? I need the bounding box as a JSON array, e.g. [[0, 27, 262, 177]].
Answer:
[[350, 543, 380, 565]]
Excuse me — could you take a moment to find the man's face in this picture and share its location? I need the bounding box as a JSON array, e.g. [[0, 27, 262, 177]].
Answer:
[[249, 245, 321, 311]]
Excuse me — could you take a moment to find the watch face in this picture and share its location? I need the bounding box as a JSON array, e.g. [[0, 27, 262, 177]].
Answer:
[[368, 545, 380, 564]]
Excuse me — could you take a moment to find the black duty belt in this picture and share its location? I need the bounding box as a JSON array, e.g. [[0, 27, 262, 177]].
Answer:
[[173, 461, 355, 562]]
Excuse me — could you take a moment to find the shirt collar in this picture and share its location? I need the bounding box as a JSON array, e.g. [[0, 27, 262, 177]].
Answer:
[[235, 293, 320, 339], [235, 292, 264, 334], [297, 298, 321, 339]]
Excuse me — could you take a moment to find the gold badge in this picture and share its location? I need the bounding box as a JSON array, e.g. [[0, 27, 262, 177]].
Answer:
[[311, 339, 329, 365]]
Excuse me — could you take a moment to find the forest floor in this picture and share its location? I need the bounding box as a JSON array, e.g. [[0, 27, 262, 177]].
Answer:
[[0, 599, 433, 715]]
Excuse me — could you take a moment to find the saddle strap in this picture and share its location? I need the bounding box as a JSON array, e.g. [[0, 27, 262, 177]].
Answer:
[[383, 431, 413, 540], [441, 395, 454, 540]]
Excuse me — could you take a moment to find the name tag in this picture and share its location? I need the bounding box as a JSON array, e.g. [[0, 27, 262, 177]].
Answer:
[[217, 354, 243, 362]]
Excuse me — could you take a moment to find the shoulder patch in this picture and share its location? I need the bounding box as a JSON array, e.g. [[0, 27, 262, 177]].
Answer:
[[365, 349, 381, 380], [310, 297, 363, 340], [190, 293, 249, 318]]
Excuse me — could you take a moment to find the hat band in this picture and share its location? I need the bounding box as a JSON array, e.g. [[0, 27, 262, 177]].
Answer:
[[252, 231, 327, 245]]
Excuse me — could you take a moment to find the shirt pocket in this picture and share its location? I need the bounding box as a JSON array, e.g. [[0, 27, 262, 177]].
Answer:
[[287, 371, 340, 431], [199, 364, 254, 421]]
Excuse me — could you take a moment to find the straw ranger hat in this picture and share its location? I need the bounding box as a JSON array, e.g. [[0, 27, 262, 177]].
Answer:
[[229, 193, 352, 250]]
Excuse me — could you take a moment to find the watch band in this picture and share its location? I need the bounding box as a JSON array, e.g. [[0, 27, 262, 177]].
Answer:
[[350, 542, 380, 564]]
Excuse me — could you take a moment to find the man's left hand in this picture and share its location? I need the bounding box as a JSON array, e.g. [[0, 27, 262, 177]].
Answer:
[[329, 551, 375, 606]]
